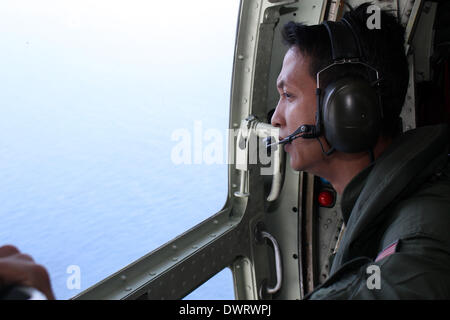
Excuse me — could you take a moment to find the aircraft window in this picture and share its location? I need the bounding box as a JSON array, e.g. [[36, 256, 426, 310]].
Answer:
[[183, 268, 234, 300], [0, 0, 239, 299]]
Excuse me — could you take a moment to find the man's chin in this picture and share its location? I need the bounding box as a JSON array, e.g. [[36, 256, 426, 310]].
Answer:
[[289, 156, 316, 174], [289, 157, 303, 172]]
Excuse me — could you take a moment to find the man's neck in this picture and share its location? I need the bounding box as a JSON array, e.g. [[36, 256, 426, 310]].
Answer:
[[320, 136, 392, 194]]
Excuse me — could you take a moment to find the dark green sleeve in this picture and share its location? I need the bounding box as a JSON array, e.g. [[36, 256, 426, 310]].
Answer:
[[308, 235, 450, 299]]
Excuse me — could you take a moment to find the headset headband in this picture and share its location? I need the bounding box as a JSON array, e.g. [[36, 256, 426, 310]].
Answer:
[[322, 18, 362, 61], [317, 18, 380, 89]]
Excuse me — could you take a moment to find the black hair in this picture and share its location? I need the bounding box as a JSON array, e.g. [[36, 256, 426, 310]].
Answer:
[[281, 2, 409, 138]]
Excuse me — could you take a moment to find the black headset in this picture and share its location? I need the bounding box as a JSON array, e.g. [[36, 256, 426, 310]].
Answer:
[[280, 17, 383, 156]]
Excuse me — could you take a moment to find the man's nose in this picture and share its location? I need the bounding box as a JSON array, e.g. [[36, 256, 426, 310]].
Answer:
[[271, 104, 284, 128]]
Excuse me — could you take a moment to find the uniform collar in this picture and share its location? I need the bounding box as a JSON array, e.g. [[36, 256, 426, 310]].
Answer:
[[331, 124, 449, 272], [341, 163, 374, 225]]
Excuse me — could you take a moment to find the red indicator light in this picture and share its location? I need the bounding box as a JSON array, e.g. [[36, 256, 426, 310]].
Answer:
[[318, 190, 334, 207]]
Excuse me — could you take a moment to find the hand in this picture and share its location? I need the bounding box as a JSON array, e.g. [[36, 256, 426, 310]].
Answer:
[[0, 245, 55, 300]]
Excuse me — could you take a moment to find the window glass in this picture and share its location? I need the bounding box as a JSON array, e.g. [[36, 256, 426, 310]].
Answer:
[[0, 0, 239, 299], [183, 268, 234, 300]]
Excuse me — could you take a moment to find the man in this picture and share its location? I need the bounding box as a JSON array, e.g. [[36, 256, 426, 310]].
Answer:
[[271, 3, 450, 298], [0, 245, 55, 300]]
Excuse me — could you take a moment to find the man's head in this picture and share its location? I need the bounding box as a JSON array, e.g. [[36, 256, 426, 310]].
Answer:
[[271, 2, 409, 176]]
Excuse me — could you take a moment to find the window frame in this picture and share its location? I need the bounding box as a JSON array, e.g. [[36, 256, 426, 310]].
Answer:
[[73, 0, 326, 300], [72, 0, 253, 300]]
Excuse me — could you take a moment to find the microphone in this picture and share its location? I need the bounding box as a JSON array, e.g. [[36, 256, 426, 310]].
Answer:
[[266, 124, 317, 148]]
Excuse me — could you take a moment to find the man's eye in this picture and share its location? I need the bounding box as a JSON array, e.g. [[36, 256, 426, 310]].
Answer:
[[283, 92, 292, 98]]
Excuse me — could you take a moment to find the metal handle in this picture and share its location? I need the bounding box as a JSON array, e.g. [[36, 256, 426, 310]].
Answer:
[[254, 121, 285, 202], [257, 229, 283, 298]]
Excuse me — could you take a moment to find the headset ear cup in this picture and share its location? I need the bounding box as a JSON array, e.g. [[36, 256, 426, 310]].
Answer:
[[322, 77, 382, 153]]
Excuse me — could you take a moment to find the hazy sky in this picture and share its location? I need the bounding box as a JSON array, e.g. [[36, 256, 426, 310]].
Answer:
[[0, 1, 240, 299]]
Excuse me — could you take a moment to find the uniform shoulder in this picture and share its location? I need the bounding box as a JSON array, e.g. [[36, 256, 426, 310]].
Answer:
[[379, 171, 450, 250]]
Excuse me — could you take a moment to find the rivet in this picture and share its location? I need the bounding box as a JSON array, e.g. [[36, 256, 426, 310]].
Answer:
[[238, 54, 244, 60], [213, 220, 219, 224]]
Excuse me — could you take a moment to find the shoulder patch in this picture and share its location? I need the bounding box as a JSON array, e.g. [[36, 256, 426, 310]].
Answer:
[[375, 240, 399, 262]]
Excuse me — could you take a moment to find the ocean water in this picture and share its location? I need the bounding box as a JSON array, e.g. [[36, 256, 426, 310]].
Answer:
[[0, 1, 239, 300]]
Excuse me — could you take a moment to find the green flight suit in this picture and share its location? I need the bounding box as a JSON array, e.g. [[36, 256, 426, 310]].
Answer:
[[308, 124, 450, 299]]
